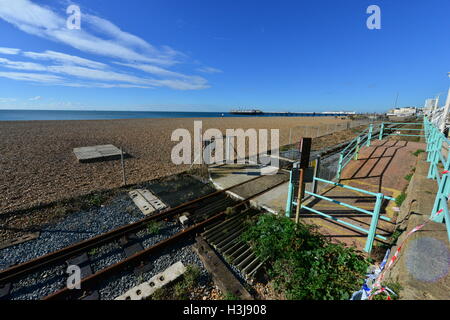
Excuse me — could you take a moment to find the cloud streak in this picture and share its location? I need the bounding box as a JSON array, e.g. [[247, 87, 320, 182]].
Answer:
[[0, 0, 220, 90]]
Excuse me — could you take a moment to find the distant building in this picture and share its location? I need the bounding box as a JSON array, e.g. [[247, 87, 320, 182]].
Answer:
[[423, 98, 437, 116], [386, 107, 417, 117]]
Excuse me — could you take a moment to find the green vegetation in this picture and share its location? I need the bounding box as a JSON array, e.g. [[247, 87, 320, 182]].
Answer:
[[241, 214, 369, 300], [147, 221, 163, 234], [372, 282, 402, 300], [412, 149, 425, 157], [223, 292, 239, 300], [88, 248, 99, 256], [404, 173, 413, 181], [395, 192, 407, 207], [82, 193, 107, 208], [225, 207, 236, 215], [150, 265, 201, 300], [379, 229, 404, 251]]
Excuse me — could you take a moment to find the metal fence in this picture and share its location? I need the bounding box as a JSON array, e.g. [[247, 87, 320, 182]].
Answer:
[[423, 117, 450, 243], [287, 118, 379, 145], [285, 171, 393, 253]]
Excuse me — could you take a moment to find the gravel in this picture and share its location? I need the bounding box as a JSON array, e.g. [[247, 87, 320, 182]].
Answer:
[[1, 193, 210, 300], [98, 238, 210, 300], [0, 194, 143, 271]]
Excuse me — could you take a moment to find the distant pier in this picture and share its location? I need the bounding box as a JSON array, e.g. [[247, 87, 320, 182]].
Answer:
[[229, 109, 356, 117]]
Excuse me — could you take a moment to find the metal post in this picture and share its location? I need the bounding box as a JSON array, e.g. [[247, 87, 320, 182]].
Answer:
[[336, 153, 343, 180], [431, 163, 448, 224], [285, 168, 294, 217], [354, 136, 361, 160], [289, 128, 292, 146], [428, 135, 442, 179], [295, 168, 304, 224], [378, 122, 384, 140], [120, 147, 126, 186], [439, 87, 450, 133], [364, 193, 383, 254], [366, 124, 373, 147], [427, 129, 437, 162], [312, 156, 320, 194]]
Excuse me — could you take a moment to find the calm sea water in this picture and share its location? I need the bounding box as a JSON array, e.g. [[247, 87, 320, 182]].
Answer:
[[0, 110, 329, 121]]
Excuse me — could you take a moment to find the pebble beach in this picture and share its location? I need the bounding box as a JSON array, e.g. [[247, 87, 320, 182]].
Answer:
[[0, 116, 349, 214]]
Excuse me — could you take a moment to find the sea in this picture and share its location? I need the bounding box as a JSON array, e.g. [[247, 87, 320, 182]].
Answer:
[[0, 110, 332, 121]]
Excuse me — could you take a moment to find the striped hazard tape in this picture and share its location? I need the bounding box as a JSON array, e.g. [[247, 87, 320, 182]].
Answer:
[[369, 208, 444, 300]]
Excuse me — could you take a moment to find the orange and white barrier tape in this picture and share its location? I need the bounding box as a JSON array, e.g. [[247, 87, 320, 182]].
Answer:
[[369, 208, 444, 299]]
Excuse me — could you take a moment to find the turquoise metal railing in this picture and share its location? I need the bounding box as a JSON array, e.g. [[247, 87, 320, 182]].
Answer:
[[286, 117, 449, 252], [336, 124, 374, 179], [285, 174, 392, 253], [378, 121, 424, 140], [423, 117, 450, 243], [336, 121, 425, 180]]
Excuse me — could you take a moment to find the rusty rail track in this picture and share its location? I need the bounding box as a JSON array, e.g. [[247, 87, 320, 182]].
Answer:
[[42, 177, 288, 300], [0, 174, 272, 284], [1, 171, 289, 300]]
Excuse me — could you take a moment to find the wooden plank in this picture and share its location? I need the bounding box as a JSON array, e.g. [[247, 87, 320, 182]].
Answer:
[[0, 232, 40, 250], [193, 236, 253, 300]]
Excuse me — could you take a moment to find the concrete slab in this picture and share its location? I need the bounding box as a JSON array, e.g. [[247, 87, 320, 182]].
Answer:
[[209, 163, 289, 214], [115, 261, 186, 300], [129, 189, 167, 215], [73, 144, 123, 163]]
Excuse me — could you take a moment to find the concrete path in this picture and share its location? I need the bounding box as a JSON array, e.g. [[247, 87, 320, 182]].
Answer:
[[208, 163, 290, 214], [300, 139, 427, 253]]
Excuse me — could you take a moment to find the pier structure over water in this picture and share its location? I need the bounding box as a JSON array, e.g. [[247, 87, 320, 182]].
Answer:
[[229, 109, 356, 117]]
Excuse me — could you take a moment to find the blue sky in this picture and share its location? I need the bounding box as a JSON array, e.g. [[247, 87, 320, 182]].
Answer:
[[0, 0, 448, 112]]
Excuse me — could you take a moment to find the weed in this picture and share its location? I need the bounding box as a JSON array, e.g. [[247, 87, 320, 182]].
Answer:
[[83, 193, 106, 208], [88, 248, 99, 256], [395, 192, 407, 207], [372, 282, 402, 300], [148, 264, 201, 300], [241, 214, 369, 300], [412, 149, 425, 157], [225, 207, 235, 215], [223, 292, 239, 300], [404, 173, 413, 181], [147, 221, 163, 234]]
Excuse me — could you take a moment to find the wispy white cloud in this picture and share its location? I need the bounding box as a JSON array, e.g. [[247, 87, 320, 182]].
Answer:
[[115, 62, 209, 90], [0, 57, 47, 71], [0, 71, 63, 83], [0, 0, 180, 65], [23, 50, 107, 69], [0, 47, 21, 55], [0, 0, 218, 90], [0, 97, 17, 103], [197, 66, 223, 74], [29, 95, 42, 101]]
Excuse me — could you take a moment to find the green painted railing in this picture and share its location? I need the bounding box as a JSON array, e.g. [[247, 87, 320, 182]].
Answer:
[[336, 124, 373, 179], [423, 117, 450, 243], [286, 117, 449, 253], [336, 121, 425, 180], [378, 121, 425, 140], [285, 175, 392, 253]]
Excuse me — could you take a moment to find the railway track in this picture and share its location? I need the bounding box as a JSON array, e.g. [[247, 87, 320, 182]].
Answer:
[[0, 171, 289, 300]]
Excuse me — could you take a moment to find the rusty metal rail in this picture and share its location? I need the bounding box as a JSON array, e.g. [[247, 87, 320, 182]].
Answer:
[[43, 177, 289, 300], [0, 174, 268, 286]]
